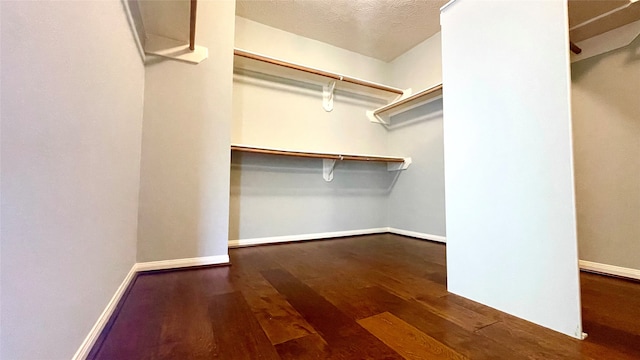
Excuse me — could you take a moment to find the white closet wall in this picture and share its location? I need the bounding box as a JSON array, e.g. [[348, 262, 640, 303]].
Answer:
[[1, 2, 144, 358], [230, 18, 399, 243], [441, 0, 583, 338], [572, 35, 640, 273], [387, 33, 446, 240], [235, 17, 391, 86], [230, 18, 451, 244], [137, 1, 236, 262], [233, 17, 391, 154]]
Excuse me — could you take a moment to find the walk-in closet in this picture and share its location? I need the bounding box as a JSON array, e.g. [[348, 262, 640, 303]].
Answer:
[[2, 0, 640, 358], [229, 16, 446, 246]]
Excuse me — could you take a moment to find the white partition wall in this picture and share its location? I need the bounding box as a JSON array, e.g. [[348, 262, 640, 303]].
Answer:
[[441, 0, 583, 338]]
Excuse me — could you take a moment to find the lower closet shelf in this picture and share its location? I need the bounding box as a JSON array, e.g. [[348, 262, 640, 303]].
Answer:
[[230, 144, 412, 182]]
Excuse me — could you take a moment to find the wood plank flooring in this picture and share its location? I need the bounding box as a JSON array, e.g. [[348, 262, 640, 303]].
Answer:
[[89, 234, 640, 359]]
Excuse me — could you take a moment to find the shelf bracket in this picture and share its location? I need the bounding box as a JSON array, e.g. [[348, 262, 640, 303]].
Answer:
[[387, 157, 412, 171], [323, 159, 337, 181], [366, 88, 413, 125], [323, 80, 336, 112], [366, 110, 389, 126]]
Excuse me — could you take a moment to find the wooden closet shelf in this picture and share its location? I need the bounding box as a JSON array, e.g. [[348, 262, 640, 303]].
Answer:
[[233, 48, 407, 101], [136, 0, 208, 64], [568, 0, 640, 43], [375, 84, 443, 115], [231, 144, 411, 182], [366, 84, 443, 125], [231, 145, 406, 163]]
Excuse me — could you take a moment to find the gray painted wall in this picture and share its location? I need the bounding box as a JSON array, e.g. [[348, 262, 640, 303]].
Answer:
[[137, 1, 236, 262], [230, 17, 397, 241], [387, 101, 446, 236], [230, 21, 448, 242], [230, 153, 393, 240], [572, 35, 640, 271], [388, 33, 446, 238], [0, 1, 144, 357]]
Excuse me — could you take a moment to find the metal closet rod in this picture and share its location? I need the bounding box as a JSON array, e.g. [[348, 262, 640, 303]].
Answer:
[[233, 49, 405, 95], [189, 0, 197, 51]]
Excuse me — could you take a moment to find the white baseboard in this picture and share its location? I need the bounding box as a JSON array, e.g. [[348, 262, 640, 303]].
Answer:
[[72, 264, 138, 360], [388, 227, 446, 243], [228, 227, 447, 247], [136, 254, 230, 272], [579, 260, 640, 281], [75, 254, 230, 358], [228, 228, 389, 248]]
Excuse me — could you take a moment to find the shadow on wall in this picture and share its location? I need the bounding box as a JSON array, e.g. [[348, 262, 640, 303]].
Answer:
[[233, 70, 388, 107], [571, 32, 640, 126], [229, 152, 399, 196], [572, 31, 640, 79], [387, 98, 443, 131], [228, 152, 399, 239], [137, 55, 225, 261], [628, 32, 640, 62]]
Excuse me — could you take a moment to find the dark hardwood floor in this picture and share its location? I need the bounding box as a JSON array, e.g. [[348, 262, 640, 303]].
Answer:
[[89, 234, 640, 359]]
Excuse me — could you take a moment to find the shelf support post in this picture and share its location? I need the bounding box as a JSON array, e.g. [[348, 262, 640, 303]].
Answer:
[[366, 110, 389, 125]]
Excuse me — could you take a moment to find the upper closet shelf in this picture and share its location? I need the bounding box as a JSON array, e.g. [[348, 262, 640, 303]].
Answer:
[[231, 144, 411, 182], [129, 0, 209, 64], [233, 48, 410, 107], [366, 84, 443, 125], [569, 0, 640, 43]]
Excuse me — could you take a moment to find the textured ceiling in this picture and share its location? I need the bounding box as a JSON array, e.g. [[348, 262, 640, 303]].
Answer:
[[235, 0, 449, 62]]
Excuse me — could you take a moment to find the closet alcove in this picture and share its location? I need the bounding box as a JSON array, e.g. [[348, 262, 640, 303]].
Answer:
[[569, 1, 640, 279], [229, 16, 446, 246], [228, 0, 640, 340]]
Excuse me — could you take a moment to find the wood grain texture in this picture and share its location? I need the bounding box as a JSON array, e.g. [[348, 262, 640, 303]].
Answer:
[[89, 234, 640, 359], [208, 292, 281, 360], [157, 272, 215, 359], [235, 271, 316, 345], [90, 273, 176, 359], [358, 312, 467, 360], [275, 333, 332, 360], [261, 268, 404, 359]]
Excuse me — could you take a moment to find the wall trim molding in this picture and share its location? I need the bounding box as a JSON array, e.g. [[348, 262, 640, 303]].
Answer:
[[74, 254, 230, 358], [136, 255, 231, 272], [76, 228, 447, 357], [579, 260, 640, 281], [229, 227, 447, 247], [388, 227, 447, 243], [72, 264, 138, 360], [228, 228, 389, 248]]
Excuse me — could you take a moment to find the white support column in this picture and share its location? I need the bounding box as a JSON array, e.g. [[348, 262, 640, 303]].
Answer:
[[441, 0, 583, 339]]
